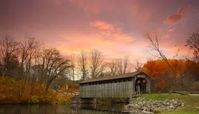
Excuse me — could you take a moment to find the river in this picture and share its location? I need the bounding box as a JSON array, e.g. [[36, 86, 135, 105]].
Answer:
[[0, 104, 130, 114]]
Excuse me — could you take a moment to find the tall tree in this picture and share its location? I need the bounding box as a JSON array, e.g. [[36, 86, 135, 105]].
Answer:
[[78, 51, 89, 80], [106, 60, 118, 76], [106, 57, 130, 76], [18, 37, 40, 79], [0, 36, 19, 77], [186, 32, 199, 61], [69, 55, 75, 81], [116, 56, 129, 75], [36, 48, 72, 91], [146, 33, 176, 74], [146, 33, 179, 91], [90, 50, 105, 78], [134, 60, 143, 71]]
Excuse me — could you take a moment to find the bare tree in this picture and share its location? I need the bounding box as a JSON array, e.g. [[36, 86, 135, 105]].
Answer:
[[134, 60, 143, 71], [0, 36, 19, 77], [78, 51, 89, 80], [37, 48, 72, 92], [146, 33, 179, 91], [69, 55, 75, 81], [19, 37, 40, 80], [116, 56, 129, 75], [105, 57, 130, 76], [106, 60, 118, 76], [90, 50, 105, 78], [146, 33, 176, 74], [186, 32, 199, 61], [123, 56, 129, 74]]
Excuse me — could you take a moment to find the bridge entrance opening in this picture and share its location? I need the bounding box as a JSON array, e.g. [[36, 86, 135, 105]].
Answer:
[[135, 78, 147, 94]]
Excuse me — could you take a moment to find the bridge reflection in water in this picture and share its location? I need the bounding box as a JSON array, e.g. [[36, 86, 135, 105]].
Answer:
[[0, 104, 129, 114]]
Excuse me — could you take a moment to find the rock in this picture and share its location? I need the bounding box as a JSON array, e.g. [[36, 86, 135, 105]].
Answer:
[[152, 108, 161, 113], [169, 105, 175, 109], [142, 110, 154, 114], [126, 98, 184, 113]]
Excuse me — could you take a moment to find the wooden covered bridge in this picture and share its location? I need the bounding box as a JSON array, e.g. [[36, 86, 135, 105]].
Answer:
[[79, 71, 151, 99]]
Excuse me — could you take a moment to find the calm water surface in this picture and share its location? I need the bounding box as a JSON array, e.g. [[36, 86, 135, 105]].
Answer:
[[0, 104, 130, 114]]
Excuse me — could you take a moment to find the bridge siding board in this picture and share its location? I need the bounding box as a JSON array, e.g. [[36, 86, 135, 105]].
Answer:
[[80, 79, 137, 98]]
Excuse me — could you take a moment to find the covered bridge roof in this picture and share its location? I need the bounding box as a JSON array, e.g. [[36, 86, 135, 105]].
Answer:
[[80, 71, 151, 84]]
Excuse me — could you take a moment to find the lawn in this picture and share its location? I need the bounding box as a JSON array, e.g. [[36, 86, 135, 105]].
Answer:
[[142, 93, 199, 114]]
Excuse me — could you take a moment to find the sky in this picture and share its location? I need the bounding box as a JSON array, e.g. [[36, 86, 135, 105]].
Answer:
[[0, 0, 199, 63]]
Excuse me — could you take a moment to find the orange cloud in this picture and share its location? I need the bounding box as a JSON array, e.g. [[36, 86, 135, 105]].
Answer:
[[90, 21, 116, 34], [164, 4, 191, 25], [90, 20, 134, 44]]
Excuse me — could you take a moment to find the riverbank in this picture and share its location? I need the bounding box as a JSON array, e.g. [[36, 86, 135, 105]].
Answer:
[[0, 77, 78, 104], [125, 93, 199, 114]]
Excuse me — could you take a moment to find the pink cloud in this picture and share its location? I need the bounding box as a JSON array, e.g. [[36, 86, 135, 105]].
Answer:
[[90, 20, 134, 44], [90, 21, 116, 34], [164, 4, 191, 25]]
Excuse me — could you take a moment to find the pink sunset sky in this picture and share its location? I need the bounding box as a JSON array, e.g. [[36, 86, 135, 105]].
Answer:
[[0, 0, 199, 63]]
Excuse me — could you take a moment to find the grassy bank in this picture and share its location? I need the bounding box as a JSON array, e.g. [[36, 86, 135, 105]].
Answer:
[[142, 93, 199, 114]]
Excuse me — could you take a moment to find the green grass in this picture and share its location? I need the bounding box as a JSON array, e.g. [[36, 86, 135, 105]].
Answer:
[[141, 93, 199, 114]]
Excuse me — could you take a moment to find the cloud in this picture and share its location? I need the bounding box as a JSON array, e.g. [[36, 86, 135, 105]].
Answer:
[[90, 21, 116, 34], [90, 20, 134, 44], [164, 4, 191, 25]]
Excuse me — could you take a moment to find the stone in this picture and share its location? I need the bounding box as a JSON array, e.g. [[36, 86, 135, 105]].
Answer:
[[126, 98, 184, 113], [142, 110, 154, 114]]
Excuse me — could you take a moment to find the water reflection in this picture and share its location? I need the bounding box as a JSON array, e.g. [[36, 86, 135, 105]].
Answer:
[[0, 104, 129, 114]]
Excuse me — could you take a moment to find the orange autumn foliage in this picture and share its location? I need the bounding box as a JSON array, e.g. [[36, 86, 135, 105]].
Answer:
[[0, 77, 78, 104], [156, 79, 166, 90], [143, 59, 188, 91], [143, 59, 187, 78]]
